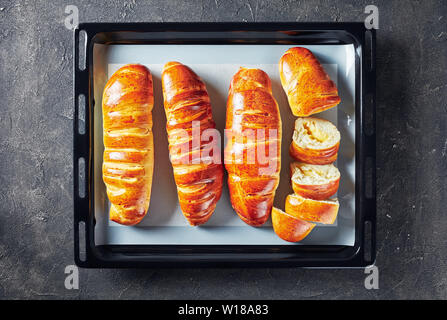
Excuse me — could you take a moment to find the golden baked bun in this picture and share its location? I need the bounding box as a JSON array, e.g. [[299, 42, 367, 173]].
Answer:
[[102, 64, 154, 226], [290, 117, 340, 164], [161, 61, 223, 226], [279, 47, 341, 116], [290, 162, 340, 200], [271, 207, 315, 242], [285, 193, 339, 224], [225, 67, 281, 226]]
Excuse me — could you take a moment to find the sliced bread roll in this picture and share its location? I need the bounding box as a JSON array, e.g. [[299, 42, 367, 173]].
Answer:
[[290, 162, 340, 200], [285, 194, 339, 224], [290, 117, 340, 164], [279, 47, 341, 117], [271, 207, 315, 242]]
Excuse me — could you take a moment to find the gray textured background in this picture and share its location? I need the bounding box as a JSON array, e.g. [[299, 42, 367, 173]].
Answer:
[[0, 0, 446, 299]]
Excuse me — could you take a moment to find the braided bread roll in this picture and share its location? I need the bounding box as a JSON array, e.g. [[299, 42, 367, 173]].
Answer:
[[225, 68, 281, 226], [162, 62, 223, 226], [102, 64, 154, 225]]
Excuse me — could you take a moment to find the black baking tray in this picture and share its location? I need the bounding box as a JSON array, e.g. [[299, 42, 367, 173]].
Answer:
[[73, 22, 376, 268]]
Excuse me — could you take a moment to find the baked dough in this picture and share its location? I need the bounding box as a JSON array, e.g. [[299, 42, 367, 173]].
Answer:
[[290, 117, 340, 164], [102, 64, 154, 226], [161, 62, 223, 226], [285, 193, 339, 224], [290, 162, 340, 200], [279, 47, 341, 116], [225, 67, 281, 226], [272, 207, 316, 242]]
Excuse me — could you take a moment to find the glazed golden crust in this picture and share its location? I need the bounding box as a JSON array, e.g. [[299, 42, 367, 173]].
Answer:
[[292, 180, 339, 200], [225, 68, 281, 226], [290, 162, 340, 200], [272, 207, 315, 242], [102, 64, 154, 226], [162, 61, 223, 226], [289, 117, 340, 164], [279, 47, 341, 117], [290, 142, 339, 164], [285, 194, 339, 224]]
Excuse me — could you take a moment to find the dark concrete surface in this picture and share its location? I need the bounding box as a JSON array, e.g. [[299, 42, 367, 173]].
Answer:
[[0, 0, 446, 299]]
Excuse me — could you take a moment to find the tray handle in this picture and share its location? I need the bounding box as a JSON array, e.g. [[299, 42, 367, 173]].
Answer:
[[362, 28, 376, 265], [73, 27, 91, 266]]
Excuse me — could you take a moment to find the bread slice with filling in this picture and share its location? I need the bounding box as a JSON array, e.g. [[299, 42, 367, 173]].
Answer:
[[290, 162, 340, 200], [290, 117, 340, 165]]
